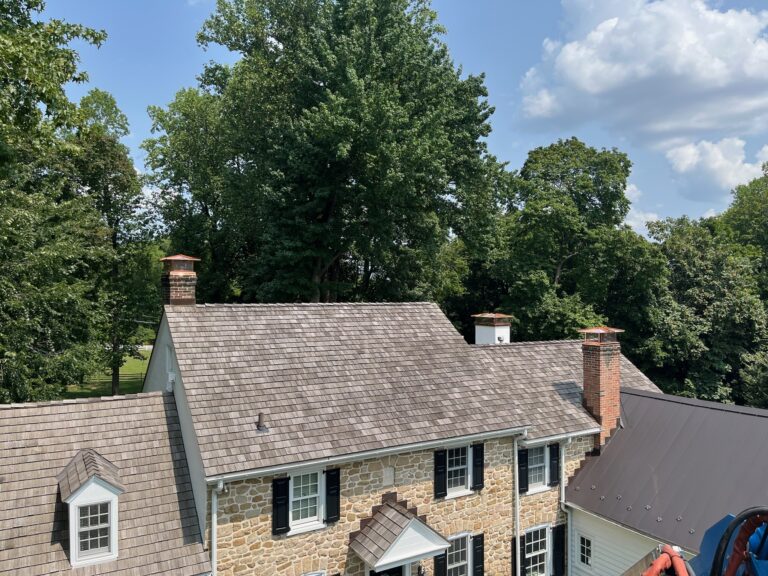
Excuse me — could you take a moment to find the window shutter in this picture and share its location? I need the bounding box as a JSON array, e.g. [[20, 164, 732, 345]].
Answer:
[[552, 524, 566, 576], [434, 449, 447, 499], [517, 448, 529, 494], [434, 551, 447, 576], [471, 443, 485, 491], [324, 468, 340, 523], [472, 533, 485, 576], [511, 538, 517, 576], [549, 443, 561, 487], [271, 477, 290, 535], [520, 535, 528, 576]]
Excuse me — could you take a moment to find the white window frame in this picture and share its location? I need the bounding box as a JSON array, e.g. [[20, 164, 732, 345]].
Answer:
[[447, 532, 473, 576], [577, 532, 593, 569], [65, 478, 120, 567], [526, 444, 550, 495], [524, 524, 551, 576], [287, 468, 325, 535], [446, 444, 474, 499]]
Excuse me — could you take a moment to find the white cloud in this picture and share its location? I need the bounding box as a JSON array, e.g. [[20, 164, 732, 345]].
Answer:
[[625, 206, 660, 235], [702, 208, 719, 218], [625, 183, 642, 202], [521, 0, 768, 142], [665, 138, 766, 190]]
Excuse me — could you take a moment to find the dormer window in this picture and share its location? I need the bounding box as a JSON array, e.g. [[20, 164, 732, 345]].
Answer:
[[57, 449, 124, 567]]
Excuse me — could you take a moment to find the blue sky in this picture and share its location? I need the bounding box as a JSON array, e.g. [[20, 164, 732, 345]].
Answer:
[[45, 0, 768, 231]]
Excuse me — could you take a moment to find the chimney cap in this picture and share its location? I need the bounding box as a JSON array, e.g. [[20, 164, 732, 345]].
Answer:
[[160, 254, 201, 262], [472, 312, 514, 327], [577, 326, 624, 334]]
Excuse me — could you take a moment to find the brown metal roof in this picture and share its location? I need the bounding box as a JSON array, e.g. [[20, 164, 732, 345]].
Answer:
[[566, 389, 768, 553], [56, 448, 125, 502], [0, 392, 211, 576]]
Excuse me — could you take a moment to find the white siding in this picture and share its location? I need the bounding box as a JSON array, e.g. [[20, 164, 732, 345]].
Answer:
[[145, 317, 209, 538], [569, 508, 660, 576]]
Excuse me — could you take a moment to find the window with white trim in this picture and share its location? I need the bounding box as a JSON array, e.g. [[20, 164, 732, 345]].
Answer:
[[78, 502, 111, 557], [527, 446, 548, 489], [448, 535, 470, 576], [525, 527, 548, 576], [288, 470, 325, 532], [447, 446, 469, 493], [579, 534, 592, 567]]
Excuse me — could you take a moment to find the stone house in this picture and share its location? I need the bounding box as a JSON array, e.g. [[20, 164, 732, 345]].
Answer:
[[139, 256, 658, 576], [1, 253, 675, 576]]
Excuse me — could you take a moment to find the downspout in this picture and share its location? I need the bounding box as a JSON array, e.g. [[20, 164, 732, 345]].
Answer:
[[561, 438, 572, 576], [211, 480, 224, 576], [514, 431, 527, 576]]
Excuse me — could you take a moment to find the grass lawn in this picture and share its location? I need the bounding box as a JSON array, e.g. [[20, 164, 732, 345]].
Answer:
[[65, 349, 151, 399]]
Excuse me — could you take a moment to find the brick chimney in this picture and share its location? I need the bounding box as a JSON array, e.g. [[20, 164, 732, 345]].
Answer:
[[578, 326, 624, 446], [472, 313, 513, 345], [160, 254, 200, 306]]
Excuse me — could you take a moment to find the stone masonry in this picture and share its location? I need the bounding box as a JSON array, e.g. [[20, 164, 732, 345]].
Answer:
[[212, 434, 594, 576]]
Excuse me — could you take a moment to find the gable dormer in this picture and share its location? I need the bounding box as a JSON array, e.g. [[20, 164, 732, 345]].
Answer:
[[57, 449, 125, 567]]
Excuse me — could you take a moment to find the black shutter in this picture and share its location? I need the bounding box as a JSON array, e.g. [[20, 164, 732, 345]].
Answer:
[[434, 449, 447, 499], [520, 534, 528, 576], [325, 468, 340, 523], [549, 443, 561, 487], [271, 477, 290, 535], [471, 443, 485, 491], [434, 551, 447, 576], [472, 533, 484, 576], [552, 524, 566, 576], [511, 538, 517, 576], [518, 448, 529, 494]]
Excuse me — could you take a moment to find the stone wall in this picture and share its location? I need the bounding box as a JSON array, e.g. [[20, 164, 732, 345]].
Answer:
[[212, 434, 594, 576]]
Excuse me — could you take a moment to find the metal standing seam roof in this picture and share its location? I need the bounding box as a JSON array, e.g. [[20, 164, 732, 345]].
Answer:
[[0, 392, 211, 576], [163, 302, 659, 478], [566, 389, 768, 553], [57, 448, 125, 502]]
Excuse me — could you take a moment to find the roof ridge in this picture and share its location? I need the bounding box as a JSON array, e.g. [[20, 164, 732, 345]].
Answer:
[[621, 388, 768, 418], [476, 339, 580, 348], [182, 301, 439, 308], [0, 390, 168, 410]]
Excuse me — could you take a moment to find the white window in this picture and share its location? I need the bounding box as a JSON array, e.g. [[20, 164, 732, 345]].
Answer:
[[446, 445, 473, 496], [525, 527, 549, 576], [579, 534, 592, 567], [289, 470, 324, 533], [448, 535, 470, 576], [528, 446, 548, 490], [78, 502, 111, 557]]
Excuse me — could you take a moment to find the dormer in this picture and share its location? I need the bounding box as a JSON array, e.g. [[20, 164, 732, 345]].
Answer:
[[57, 449, 125, 567]]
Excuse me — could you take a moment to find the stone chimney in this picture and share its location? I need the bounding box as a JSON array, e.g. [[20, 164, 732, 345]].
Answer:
[[579, 326, 624, 446], [160, 254, 200, 306], [472, 313, 513, 345]]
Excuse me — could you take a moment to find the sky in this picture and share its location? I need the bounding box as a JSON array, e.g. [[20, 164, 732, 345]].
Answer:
[[44, 0, 768, 233]]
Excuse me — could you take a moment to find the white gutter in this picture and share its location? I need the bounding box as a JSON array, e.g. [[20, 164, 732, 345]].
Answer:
[[206, 425, 529, 484], [210, 480, 224, 576], [520, 428, 600, 447], [559, 437, 571, 512]]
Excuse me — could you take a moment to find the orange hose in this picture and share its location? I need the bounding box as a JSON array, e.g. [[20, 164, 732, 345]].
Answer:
[[724, 515, 768, 576], [641, 545, 689, 576]]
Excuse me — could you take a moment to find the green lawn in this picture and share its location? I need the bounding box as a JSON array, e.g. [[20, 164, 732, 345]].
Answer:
[[65, 349, 151, 399]]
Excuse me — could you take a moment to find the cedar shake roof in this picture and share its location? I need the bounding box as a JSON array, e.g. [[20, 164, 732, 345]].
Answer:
[[349, 501, 448, 568], [566, 389, 768, 553], [475, 341, 659, 440], [0, 392, 211, 576], [163, 302, 659, 478], [57, 449, 125, 502], [164, 302, 531, 478]]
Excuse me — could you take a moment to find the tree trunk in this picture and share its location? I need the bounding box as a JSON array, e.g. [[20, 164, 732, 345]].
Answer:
[[110, 343, 120, 396]]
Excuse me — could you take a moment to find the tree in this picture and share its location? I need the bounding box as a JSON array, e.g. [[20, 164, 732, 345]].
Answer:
[[146, 0, 499, 303], [72, 90, 156, 395]]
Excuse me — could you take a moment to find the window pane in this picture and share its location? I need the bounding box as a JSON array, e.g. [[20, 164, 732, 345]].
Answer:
[[525, 528, 548, 576], [528, 447, 546, 487], [291, 473, 320, 523], [580, 536, 592, 566], [447, 447, 468, 491], [448, 536, 469, 576], [78, 502, 111, 557]]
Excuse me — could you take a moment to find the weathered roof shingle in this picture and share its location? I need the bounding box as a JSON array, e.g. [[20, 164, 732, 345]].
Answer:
[[0, 392, 211, 576], [57, 448, 125, 502]]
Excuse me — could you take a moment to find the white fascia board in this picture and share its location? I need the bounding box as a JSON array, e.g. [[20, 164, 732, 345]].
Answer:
[[206, 425, 529, 484], [374, 518, 451, 571], [520, 428, 600, 447], [65, 476, 123, 505]]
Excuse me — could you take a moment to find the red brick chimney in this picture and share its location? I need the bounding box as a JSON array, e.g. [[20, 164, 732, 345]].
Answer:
[[579, 326, 624, 446], [160, 254, 200, 306]]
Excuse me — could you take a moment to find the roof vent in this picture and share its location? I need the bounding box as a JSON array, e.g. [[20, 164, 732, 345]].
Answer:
[[256, 412, 268, 432]]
